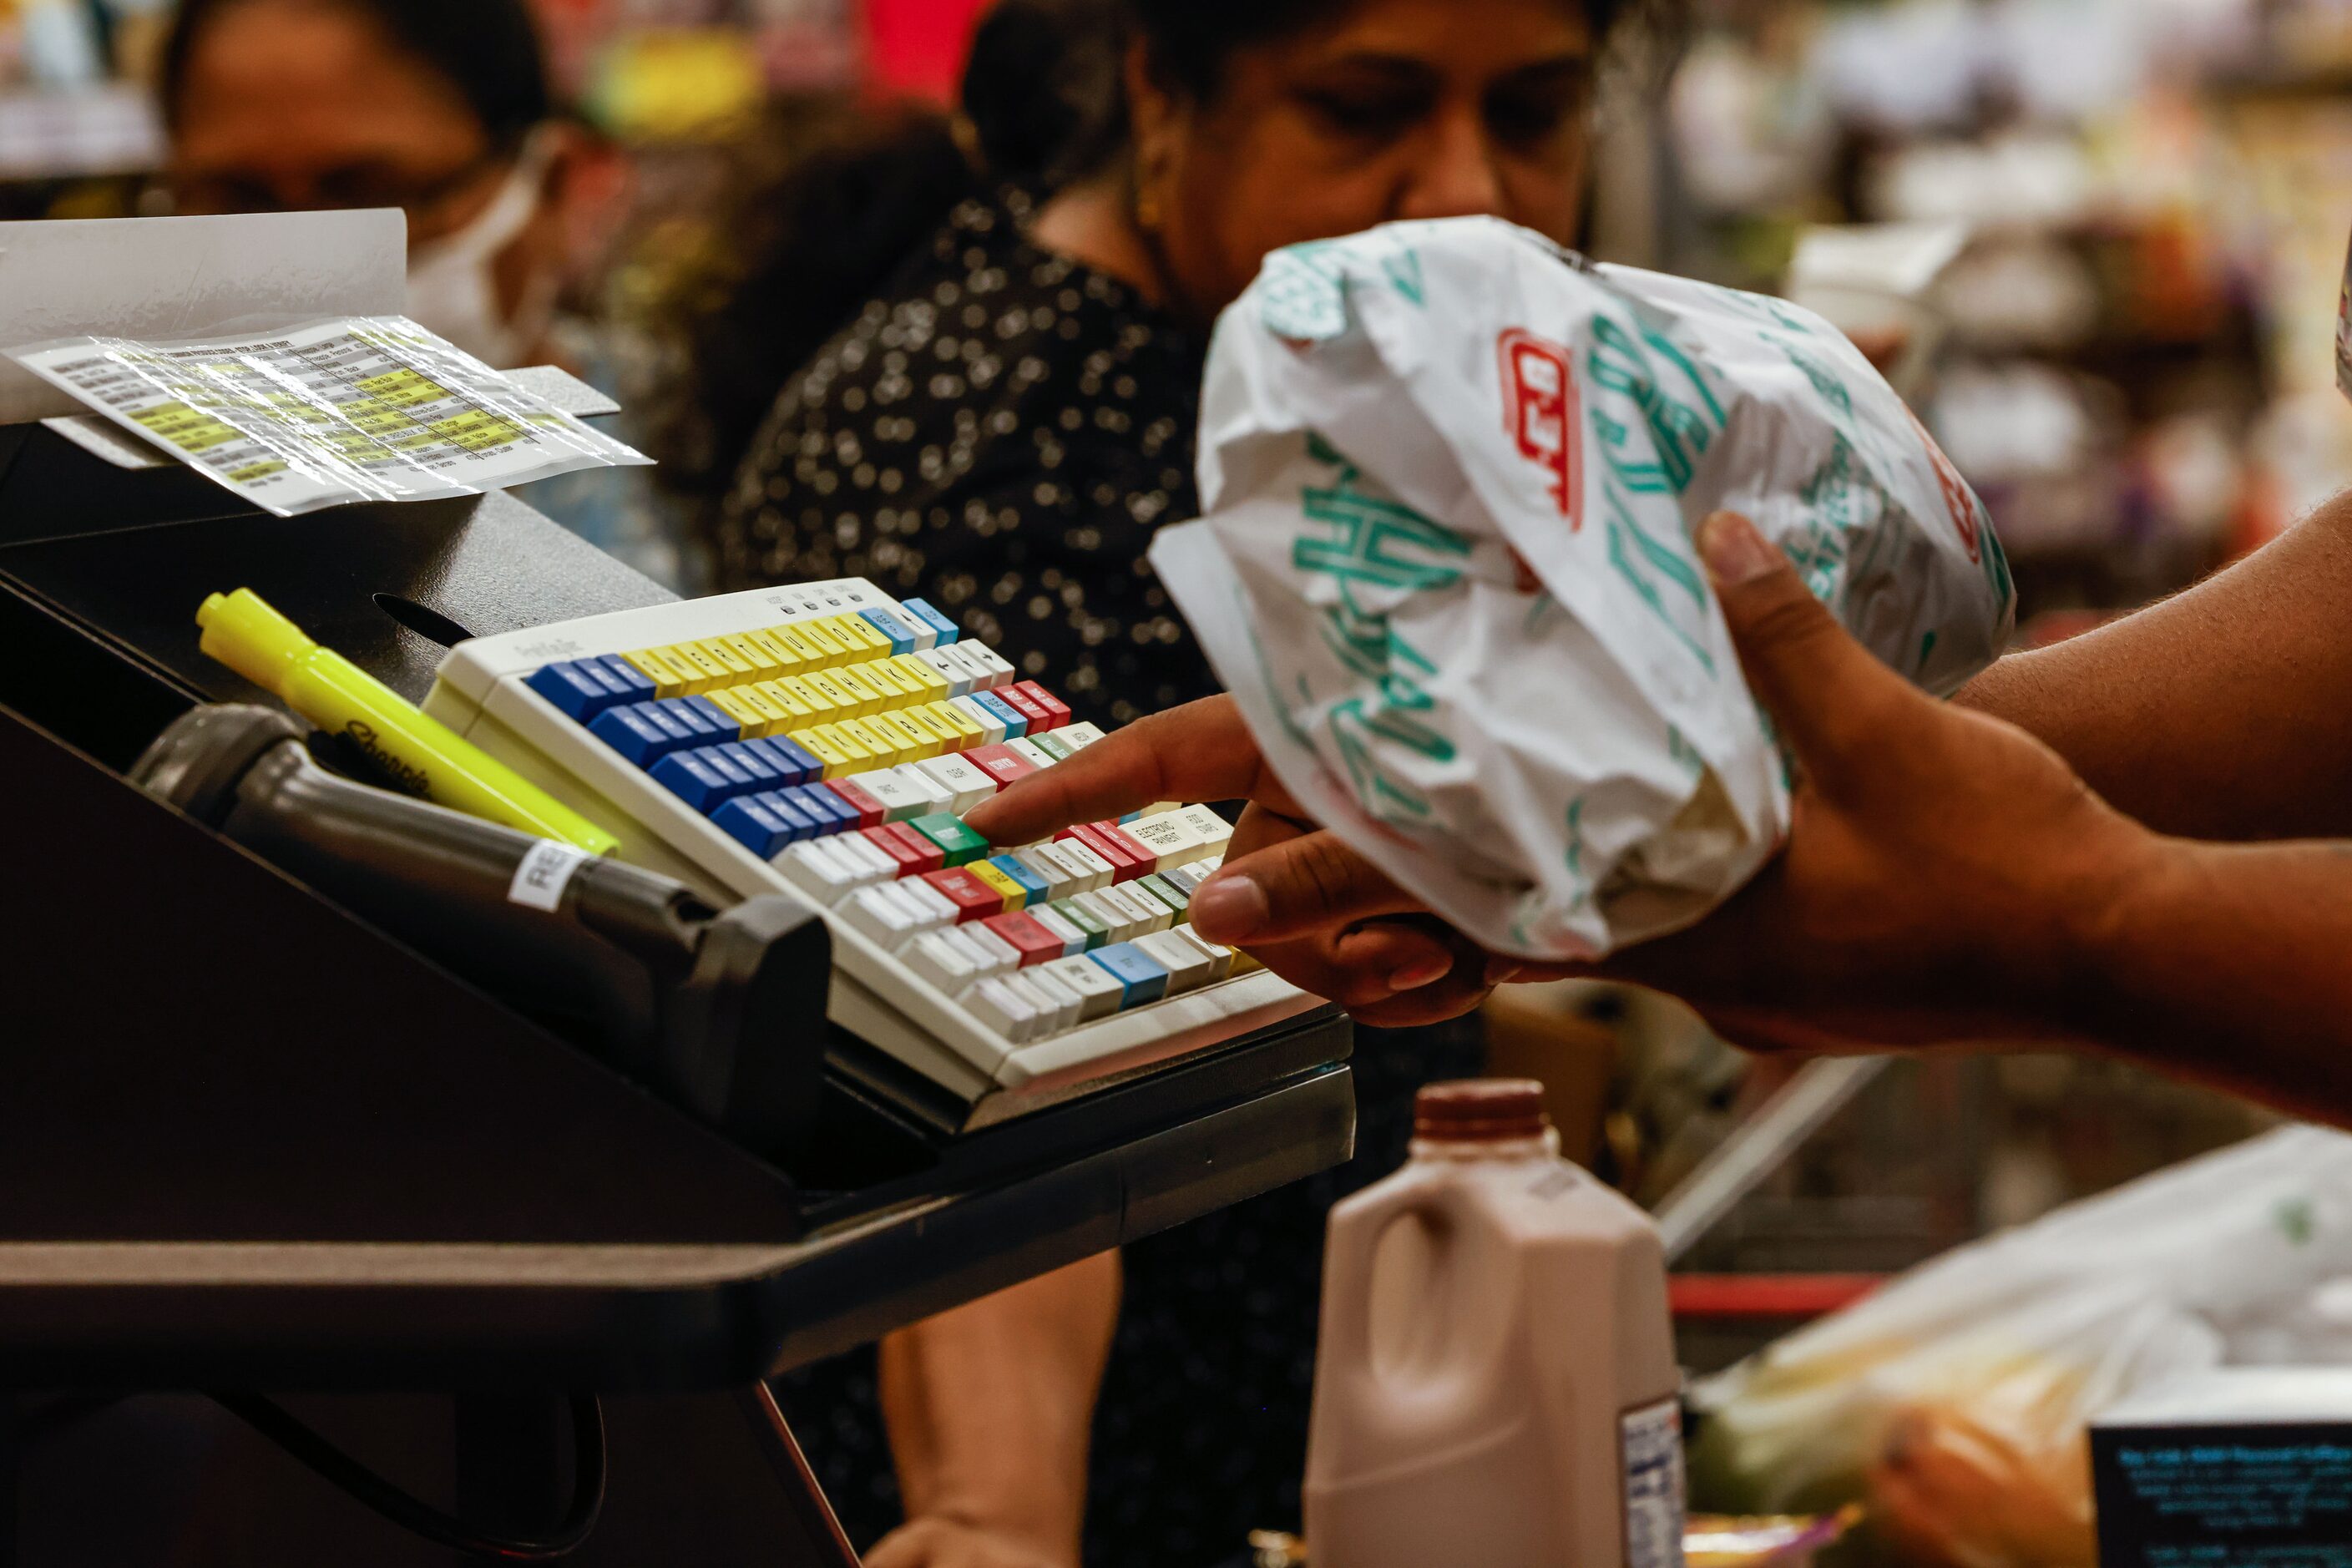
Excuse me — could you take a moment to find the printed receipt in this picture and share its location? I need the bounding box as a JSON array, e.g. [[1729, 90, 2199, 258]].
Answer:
[[7, 315, 649, 517]]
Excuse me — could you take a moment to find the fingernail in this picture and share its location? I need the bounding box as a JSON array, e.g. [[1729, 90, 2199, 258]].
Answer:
[[1190, 873, 1268, 943], [1697, 511, 1780, 586], [1485, 959, 1530, 986], [1388, 954, 1454, 992]]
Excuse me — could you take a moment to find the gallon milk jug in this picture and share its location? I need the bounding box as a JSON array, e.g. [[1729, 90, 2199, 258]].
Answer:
[[1304, 1080, 1683, 1568]]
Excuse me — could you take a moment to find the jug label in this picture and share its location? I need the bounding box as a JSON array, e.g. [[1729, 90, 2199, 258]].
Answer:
[[1621, 1397, 1687, 1568]]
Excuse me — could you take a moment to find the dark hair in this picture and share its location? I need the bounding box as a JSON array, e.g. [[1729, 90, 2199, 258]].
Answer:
[[654, 0, 1669, 505], [159, 0, 552, 150]]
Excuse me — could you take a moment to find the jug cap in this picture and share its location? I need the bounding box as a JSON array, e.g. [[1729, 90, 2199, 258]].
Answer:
[[1414, 1080, 1549, 1144]]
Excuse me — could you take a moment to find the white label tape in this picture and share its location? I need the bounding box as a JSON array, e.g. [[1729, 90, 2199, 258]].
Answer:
[[508, 839, 590, 913]]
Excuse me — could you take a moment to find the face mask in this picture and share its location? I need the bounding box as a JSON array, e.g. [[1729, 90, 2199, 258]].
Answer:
[[406, 129, 559, 367]]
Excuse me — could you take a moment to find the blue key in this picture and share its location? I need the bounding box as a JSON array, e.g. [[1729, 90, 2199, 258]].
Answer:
[[651, 747, 761, 812], [711, 796, 797, 857], [985, 852, 1050, 906], [590, 701, 697, 766], [898, 598, 959, 649], [710, 741, 783, 789], [677, 695, 742, 740], [968, 688, 1026, 739], [588, 654, 657, 703], [1087, 943, 1171, 1008], [780, 783, 853, 836], [857, 608, 918, 656], [528, 659, 629, 721], [746, 736, 822, 786], [748, 790, 816, 845]]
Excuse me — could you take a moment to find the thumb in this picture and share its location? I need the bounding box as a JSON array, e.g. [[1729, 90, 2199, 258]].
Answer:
[[1697, 509, 1913, 771]]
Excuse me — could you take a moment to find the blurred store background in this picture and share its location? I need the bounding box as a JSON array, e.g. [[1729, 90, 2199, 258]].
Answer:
[[4, 0, 2338, 1358]]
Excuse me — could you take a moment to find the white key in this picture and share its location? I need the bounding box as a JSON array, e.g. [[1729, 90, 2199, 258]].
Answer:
[[771, 838, 859, 903], [888, 762, 955, 817], [840, 883, 926, 946], [963, 642, 1017, 689], [1076, 888, 1144, 943], [1056, 721, 1107, 751], [894, 877, 960, 936], [1098, 882, 1171, 936], [913, 752, 995, 813], [1137, 928, 1216, 994], [959, 922, 1022, 978], [1174, 804, 1236, 858], [906, 930, 983, 992], [964, 975, 1042, 1042], [832, 831, 903, 884], [847, 767, 927, 822], [1163, 858, 1216, 895], [1120, 808, 1213, 870], [948, 694, 1009, 746], [1169, 923, 1235, 982], [914, 646, 976, 696], [1004, 737, 1057, 773], [1028, 903, 1088, 959], [1025, 969, 1086, 1044], [1056, 840, 1115, 893], [1039, 954, 1123, 1021], [937, 643, 995, 691], [1014, 844, 1084, 900]]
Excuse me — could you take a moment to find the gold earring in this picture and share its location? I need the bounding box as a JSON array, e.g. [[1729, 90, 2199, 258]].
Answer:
[[1133, 164, 1165, 233]]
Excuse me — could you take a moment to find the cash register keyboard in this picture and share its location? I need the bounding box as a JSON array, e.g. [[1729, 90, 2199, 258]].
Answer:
[[422, 579, 1318, 1108]]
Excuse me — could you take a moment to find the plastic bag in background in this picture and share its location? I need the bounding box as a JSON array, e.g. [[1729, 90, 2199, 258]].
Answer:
[[1687, 1126, 2352, 1568], [1150, 217, 2015, 960]]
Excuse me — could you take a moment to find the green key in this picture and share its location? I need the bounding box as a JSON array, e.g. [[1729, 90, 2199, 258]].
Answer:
[[1030, 731, 1075, 762], [1051, 897, 1110, 950], [1136, 872, 1188, 918], [908, 812, 990, 867]]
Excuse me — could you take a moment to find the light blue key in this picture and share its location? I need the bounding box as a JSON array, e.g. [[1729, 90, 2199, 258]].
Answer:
[[1087, 943, 1171, 1008], [857, 608, 918, 656], [897, 598, 959, 649]]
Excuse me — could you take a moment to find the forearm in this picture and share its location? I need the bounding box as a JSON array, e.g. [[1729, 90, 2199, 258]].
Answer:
[[878, 1252, 1120, 1560], [1959, 495, 2352, 842], [2075, 839, 2352, 1123]]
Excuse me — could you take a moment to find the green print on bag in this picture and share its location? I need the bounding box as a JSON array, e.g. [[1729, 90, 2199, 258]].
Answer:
[[1771, 336, 1854, 418], [1602, 483, 1716, 677], [1586, 316, 1724, 495], [1383, 249, 1426, 306]]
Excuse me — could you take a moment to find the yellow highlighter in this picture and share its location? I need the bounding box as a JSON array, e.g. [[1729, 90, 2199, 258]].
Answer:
[[195, 589, 620, 856]]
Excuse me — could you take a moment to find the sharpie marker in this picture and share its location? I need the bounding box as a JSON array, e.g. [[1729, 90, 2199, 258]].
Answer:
[[195, 588, 619, 855]]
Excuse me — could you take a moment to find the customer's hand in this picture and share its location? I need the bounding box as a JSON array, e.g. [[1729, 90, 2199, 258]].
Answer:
[[963, 698, 1493, 1027], [865, 1518, 1070, 1568]]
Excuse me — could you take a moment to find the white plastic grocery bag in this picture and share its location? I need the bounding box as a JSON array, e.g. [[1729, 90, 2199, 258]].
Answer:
[[1687, 1126, 2352, 1567], [1151, 218, 2015, 959]]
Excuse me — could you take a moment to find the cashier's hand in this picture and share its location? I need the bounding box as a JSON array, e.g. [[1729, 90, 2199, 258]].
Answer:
[[866, 1519, 1070, 1568], [964, 703, 1495, 1029]]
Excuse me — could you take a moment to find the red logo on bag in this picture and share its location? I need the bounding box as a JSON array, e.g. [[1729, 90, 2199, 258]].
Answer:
[[1905, 407, 1980, 564], [1499, 329, 1582, 527]]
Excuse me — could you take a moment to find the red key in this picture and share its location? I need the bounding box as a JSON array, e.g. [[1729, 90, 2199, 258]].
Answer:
[[860, 825, 927, 877], [994, 682, 1050, 731], [922, 867, 1001, 923], [964, 742, 1040, 788], [1071, 820, 1153, 880], [826, 777, 888, 830], [1010, 680, 1070, 731], [982, 910, 1064, 968], [871, 820, 946, 874]]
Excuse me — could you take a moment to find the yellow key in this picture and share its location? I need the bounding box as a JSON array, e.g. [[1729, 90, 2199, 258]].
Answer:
[[663, 641, 733, 693], [893, 704, 951, 753], [924, 698, 984, 749], [620, 647, 696, 699], [726, 682, 794, 736], [813, 721, 873, 771], [827, 615, 891, 657], [755, 678, 813, 721], [832, 665, 891, 715], [702, 688, 766, 736], [857, 711, 917, 766], [790, 726, 852, 776], [768, 623, 825, 667], [742, 626, 806, 671], [776, 673, 837, 716], [968, 861, 1028, 913], [907, 705, 968, 753], [852, 657, 912, 703], [889, 653, 948, 697], [832, 716, 894, 764], [692, 638, 756, 682], [866, 709, 938, 762], [793, 620, 848, 667], [802, 668, 863, 717], [715, 632, 780, 677]]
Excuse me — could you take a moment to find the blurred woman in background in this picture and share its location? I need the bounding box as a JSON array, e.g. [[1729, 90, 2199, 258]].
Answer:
[[666, 3, 1667, 1564]]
